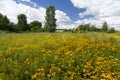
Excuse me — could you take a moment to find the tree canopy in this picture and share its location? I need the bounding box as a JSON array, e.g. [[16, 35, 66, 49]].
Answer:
[[0, 13, 10, 30], [29, 21, 42, 32], [102, 22, 108, 32], [44, 6, 56, 32], [17, 14, 28, 31]]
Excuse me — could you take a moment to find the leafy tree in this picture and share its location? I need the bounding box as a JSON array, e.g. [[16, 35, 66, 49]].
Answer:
[[0, 13, 4, 29], [44, 6, 56, 32], [0, 13, 3, 17], [78, 25, 85, 31], [13, 24, 22, 32], [96, 28, 102, 32], [108, 28, 116, 33], [8, 22, 15, 31], [89, 25, 96, 31], [29, 21, 42, 32], [78, 24, 90, 32], [84, 24, 90, 31], [3, 16, 10, 30], [17, 14, 28, 31], [0, 13, 10, 30], [102, 22, 108, 32]]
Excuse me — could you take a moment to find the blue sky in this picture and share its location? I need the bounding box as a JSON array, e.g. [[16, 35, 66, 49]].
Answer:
[[31, 0, 86, 21], [0, 0, 120, 29], [15, 0, 87, 21]]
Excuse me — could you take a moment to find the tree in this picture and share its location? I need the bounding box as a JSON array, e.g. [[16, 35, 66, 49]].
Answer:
[[78, 24, 90, 32], [44, 6, 56, 32], [84, 24, 90, 31], [78, 25, 85, 32], [8, 22, 15, 31], [0, 13, 10, 30], [102, 22, 108, 32], [108, 28, 116, 33], [17, 14, 28, 31], [29, 21, 42, 32], [0, 13, 4, 30], [89, 25, 96, 31]]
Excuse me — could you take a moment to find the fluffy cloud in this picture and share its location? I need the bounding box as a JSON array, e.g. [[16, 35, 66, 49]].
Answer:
[[55, 10, 71, 23], [71, 0, 120, 30], [0, 0, 71, 28], [55, 10, 72, 29], [0, 0, 45, 23], [71, 0, 120, 17]]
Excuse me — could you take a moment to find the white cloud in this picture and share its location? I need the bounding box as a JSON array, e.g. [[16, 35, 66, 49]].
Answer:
[[75, 18, 103, 28], [21, 0, 31, 2], [55, 10, 72, 29], [0, 0, 46, 24], [74, 17, 120, 30], [55, 10, 71, 23], [0, 0, 71, 29], [17, 3, 46, 23], [71, 0, 120, 30], [99, 16, 120, 30], [71, 0, 120, 17], [56, 23, 75, 29]]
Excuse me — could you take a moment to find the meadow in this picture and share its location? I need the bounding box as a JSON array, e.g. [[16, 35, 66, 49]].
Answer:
[[0, 32, 120, 80]]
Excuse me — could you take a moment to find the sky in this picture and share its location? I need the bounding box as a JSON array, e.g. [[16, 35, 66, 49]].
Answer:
[[0, 0, 120, 30]]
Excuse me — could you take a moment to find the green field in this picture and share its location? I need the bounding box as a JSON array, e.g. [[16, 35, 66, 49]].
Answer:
[[0, 32, 120, 80]]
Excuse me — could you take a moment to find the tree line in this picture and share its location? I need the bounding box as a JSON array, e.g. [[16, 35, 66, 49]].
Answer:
[[0, 5, 116, 33], [71, 22, 116, 33], [0, 6, 56, 33]]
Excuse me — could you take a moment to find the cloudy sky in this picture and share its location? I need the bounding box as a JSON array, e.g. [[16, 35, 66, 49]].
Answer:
[[0, 0, 120, 30]]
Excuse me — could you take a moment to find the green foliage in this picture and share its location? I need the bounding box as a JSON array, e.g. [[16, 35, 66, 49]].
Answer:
[[0, 13, 10, 30], [7, 22, 15, 31], [78, 24, 90, 32], [17, 14, 28, 31], [44, 6, 56, 32], [108, 28, 116, 33], [29, 21, 42, 32], [77, 22, 110, 33], [102, 22, 108, 32], [89, 25, 96, 31], [96, 28, 102, 32], [13, 24, 23, 32], [63, 29, 72, 32]]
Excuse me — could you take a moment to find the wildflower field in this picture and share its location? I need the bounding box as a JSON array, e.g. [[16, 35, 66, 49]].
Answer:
[[0, 32, 120, 80]]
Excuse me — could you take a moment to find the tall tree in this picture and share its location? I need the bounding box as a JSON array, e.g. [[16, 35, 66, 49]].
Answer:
[[17, 14, 28, 31], [29, 21, 42, 32], [0, 13, 10, 30], [0, 13, 4, 30], [44, 6, 56, 32], [102, 22, 108, 32]]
